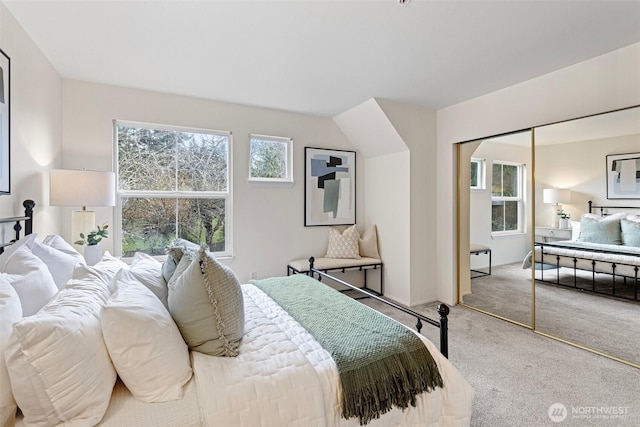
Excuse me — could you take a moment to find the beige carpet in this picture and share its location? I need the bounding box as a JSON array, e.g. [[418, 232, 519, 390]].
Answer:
[[358, 295, 640, 426]]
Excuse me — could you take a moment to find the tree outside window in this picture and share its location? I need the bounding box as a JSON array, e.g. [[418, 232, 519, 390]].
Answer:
[[115, 121, 231, 257], [249, 134, 293, 182]]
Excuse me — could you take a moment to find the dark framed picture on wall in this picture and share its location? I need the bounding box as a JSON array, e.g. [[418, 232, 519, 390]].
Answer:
[[0, 49, 9, 194], [606, 152, 640, 199], [304, 147, 356, 226]]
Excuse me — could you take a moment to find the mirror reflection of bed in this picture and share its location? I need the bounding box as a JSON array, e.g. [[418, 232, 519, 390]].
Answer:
[[459, 106, 640, 369]]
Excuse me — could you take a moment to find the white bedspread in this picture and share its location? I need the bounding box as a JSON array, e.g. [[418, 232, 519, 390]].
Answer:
[[193, 284, 474, 427]]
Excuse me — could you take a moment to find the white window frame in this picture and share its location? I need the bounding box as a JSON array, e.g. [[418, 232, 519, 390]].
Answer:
[[113, 120, 233, 258], [491, 160, 524, 235], [470, 157, 486, 190], [248, 134, 293, 185]]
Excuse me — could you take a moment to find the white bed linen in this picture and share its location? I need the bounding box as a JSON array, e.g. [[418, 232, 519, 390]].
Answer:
[[193, 284, 474, 427], [534, 241, 640, 277], [13, 283, 473, 427]]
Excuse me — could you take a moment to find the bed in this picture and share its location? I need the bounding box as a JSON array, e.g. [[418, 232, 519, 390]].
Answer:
[[1, 200, 473, 427], [527, 201, 640, 301]]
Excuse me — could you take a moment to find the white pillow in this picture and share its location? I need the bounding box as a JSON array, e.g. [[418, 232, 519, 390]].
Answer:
[[3, 246, 58, 316], [5, 269, 117, 426], [0, 276, 21, 412], [130, 252, 168, 308], [42, 234, 83, 256], [74, 251, 129, 294], [0, 234, 36, 271], [359, 225, 381, 259], [31, 238, 85, 289], [102, 269, 192, 402], [570, 221, 581, 241]]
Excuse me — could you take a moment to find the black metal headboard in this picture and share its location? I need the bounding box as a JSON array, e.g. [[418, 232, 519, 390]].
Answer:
[[0, 199, 35, 254], [588, 200, 640, 216]]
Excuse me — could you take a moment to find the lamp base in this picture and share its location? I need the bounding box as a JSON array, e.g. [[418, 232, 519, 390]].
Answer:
[[550, 204, 562, 228]]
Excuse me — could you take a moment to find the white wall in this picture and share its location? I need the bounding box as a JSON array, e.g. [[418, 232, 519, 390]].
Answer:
[[0, 3, 62, 241], [61, 80, 358, 283], [535, 133, 640, 223], [437, 42, 640, 305]]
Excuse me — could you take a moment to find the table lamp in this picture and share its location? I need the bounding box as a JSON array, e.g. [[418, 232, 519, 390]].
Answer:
[[543, 188, 571, 228], [50, 169, 116, 247]]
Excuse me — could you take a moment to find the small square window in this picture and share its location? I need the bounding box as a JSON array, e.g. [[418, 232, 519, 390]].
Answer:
[[249, 134, 293, 183], [470, 158, 485, 190]]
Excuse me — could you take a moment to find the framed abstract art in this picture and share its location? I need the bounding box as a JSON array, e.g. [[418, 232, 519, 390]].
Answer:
[[304, 147, 356, 226]]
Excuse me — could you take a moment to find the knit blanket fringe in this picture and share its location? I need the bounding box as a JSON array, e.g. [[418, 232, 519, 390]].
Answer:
[[251, 274, 443, 425]]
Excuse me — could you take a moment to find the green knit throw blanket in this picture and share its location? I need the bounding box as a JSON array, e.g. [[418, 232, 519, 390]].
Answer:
[[251, 275, 443, 425]]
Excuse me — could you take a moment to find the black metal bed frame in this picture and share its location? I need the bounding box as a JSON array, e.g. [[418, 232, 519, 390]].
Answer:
[[307, 256, 450, 358], [0, 200, 35, 254], [535, 201, 640, 302]]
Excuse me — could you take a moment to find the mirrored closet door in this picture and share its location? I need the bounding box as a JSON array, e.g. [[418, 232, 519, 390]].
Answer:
[[458, 130, 534, 327], [533, 106, 640, 367]]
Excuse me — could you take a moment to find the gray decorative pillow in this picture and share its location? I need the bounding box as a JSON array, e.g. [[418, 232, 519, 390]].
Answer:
[[167, 248, 244, 357], [161, 238, 202, 283], [620, 219, 640, 247], [577, 217, 622, 245]]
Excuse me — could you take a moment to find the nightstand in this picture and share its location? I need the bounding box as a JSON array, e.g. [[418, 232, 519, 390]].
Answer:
[[535, 227, 572, 243]]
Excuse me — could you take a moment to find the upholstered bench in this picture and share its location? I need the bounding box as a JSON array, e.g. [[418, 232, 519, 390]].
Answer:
[[287, 256, 383, 295], [470, 243, 491, 278]]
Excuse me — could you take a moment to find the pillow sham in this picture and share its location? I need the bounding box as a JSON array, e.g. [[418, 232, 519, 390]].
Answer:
[[325, 225, 361, 259], [0, 233, 36, 271], [359, 225, 381, 259], [570, 221, 581, 241], [5, 269, 116, 426], [31, 237, 85, 289], [0, 277, 21, 413], [74, 251, 129, 293], [3, 246, 58, 316], [577, 214, 624, 245], [620, 219, 640, 247], [168, 248, 244, 357], [102, 269, 192, 402], [42, 234, 83, 256], [130, 252, 168, 308]]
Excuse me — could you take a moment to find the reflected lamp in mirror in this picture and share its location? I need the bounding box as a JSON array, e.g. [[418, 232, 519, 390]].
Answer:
[[543, 188, 571, 228], [50, 169, 116, 247]]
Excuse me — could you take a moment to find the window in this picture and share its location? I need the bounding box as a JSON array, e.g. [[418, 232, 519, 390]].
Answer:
[[491, 161, 523, 233], [115, 121, 232, 257], [249, 134, 293, 183], [470, 158, 485, 190]]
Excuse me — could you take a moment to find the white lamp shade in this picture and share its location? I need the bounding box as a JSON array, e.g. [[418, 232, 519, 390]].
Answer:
[[50, 169, 116, 208], [542, 188, 571, 205]]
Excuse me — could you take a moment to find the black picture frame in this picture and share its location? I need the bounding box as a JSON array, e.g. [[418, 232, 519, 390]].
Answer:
[[0, 49, 10, 194], [304, 147, 356, 226]]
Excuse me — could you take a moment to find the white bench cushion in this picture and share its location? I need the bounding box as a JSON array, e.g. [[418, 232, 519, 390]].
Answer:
[[288, 257, 381, 273]]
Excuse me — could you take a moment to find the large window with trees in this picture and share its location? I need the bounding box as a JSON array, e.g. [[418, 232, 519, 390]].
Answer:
[[491, 161, 523, 233], [115, 121, 231, 257]]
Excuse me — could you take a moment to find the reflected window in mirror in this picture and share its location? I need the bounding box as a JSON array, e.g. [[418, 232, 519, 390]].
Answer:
[[470, 158, 486, 190], [492, 161, 524, 234]]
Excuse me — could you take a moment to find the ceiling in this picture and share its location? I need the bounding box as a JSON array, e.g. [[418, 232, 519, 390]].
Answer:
[[4, 0, 640, 117]]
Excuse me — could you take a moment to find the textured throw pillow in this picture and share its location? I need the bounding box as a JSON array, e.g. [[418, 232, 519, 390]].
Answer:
[[577, 214, 624, 245], [3, 246, 58, 316], [31, 237, 85, 289], [359, 225, 381, 259], [102, 269, 192, 403], [168, 248, 244, 357], [0, 277, 21, 413], [5, 269, 116, 426], [620, 219, 640, 247], [325, 225, 361, 259], [130, 252, 168, 308]]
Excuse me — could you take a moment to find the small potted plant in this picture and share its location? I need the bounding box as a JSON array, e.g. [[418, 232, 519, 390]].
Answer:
[[75, 224, 109, 265], [557, 211, 571, 229]]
